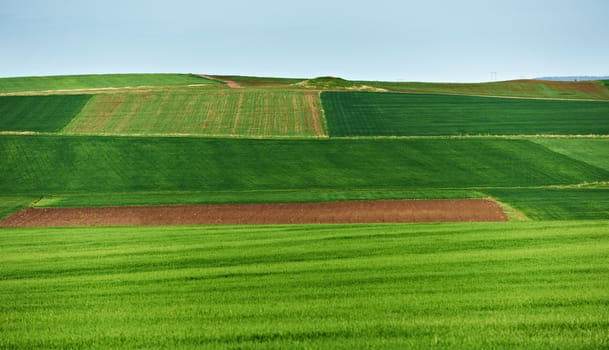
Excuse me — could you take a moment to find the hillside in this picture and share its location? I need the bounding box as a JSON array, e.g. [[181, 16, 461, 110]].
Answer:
[[0, 73, 608, 222], [0, 74, 218, 94], [1, 73, 609, 349], [357, 79, 609, 100]]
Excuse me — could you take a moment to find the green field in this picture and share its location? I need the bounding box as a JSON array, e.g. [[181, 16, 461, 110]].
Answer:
[[1, 222, 608, 349], [0, 95, 91, 132], [222, 75, 609, 100], [0, 74, 217, 93], [0, 197, 36, 220], [322, 92, 609, 136], [33, 189, 484, 208], [2, 136, 607, 196], [485, 187, 609, 220], [532, 138, 609, 171], [2, 73, 609, 349], [357, 79, 609, 100], [62, 89, 325, 137]]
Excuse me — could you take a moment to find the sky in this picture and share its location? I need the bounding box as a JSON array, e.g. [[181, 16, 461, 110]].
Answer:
[[1, 0, 608, 82]]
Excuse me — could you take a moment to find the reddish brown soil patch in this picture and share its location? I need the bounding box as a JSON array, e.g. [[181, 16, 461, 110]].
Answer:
[[0, 200, 507, 227], [225, 80, 243, 89]]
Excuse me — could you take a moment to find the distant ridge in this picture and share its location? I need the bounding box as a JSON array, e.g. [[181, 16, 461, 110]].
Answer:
[[536, 76, 609, 81]]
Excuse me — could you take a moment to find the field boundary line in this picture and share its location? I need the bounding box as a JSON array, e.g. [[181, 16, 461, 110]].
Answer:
[[196, 74, 243, 89]]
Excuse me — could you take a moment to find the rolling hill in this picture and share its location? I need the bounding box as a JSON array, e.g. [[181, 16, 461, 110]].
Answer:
[[1, 73, 608, 349]]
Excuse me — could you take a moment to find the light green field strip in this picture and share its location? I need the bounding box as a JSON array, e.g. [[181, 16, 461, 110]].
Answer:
[[33, 189, 485, 208], [61, 89, 326, 137], [0, 74, 218, 94], [532, 138, 609, 171], [0, 197, 37, 220], [485, 188, 609, 220], [1, 222, 608, 349]]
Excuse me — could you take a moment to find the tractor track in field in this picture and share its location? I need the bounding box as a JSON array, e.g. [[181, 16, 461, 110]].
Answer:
[[0, 199, 507, 227], [196, 74, 242, 89]]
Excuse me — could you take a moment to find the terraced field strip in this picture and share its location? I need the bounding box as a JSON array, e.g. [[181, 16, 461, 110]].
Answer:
[[0, 74, 218, 94], [322, 91, 609, 136], [532, 138, 609, 171], [0, 95, 91, 132], [1, 136, 607, 195], [485, 187, 609, 220], [62, 89, 325, 137], [0, 199, 507, 227], [357, 79, 609, 100], [33, 189, 485, 208], [0, 197, 38, 220], [1, 222, 608, 348]]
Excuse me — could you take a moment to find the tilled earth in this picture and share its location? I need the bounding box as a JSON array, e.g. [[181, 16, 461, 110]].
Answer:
[[0, 199, 508, 227]]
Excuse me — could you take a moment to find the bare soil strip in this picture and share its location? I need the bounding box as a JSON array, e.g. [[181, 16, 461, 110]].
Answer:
[[0, 200, 507, 227], [196, 74, 242, 89]]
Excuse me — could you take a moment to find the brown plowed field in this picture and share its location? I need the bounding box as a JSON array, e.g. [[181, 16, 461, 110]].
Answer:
[[0, 200, 507, 227]]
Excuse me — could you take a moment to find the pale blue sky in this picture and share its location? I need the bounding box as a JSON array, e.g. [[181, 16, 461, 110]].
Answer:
[[1, 0, 608, 82]]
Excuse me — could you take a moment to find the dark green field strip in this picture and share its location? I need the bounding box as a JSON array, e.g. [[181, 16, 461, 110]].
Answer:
[[532, 138, 609, 171], [486, 188, 609, 220], [1, 136, 607, 195], [1, 222, 608, 348], [0, 74, 217, 93], [322, 91, 609, 136], [33, 189, 484, 208], [0, 95, 91, 132]]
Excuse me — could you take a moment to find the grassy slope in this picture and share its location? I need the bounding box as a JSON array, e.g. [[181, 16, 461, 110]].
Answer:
[[0, 95, 91, 132], [1, 136, 607, 196], [322, 91, 609, 136], [532, 138, 609, 171], [485, 138, 609, 220], [485, 188, 609, 220], [1, 222, 608, 349], [0, 74, 217, 93], [62, 89, 325, 137], [210, 76, 609, 100], [358, 79, 609, 100], [0, 197, 37, 220], [34, 189, 485, 208]]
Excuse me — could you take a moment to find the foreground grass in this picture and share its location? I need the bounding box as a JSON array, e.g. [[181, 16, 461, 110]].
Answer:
[[0, 74, 217, 93], [1, 222, 608, 349], [322, 92, 609, 137]]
